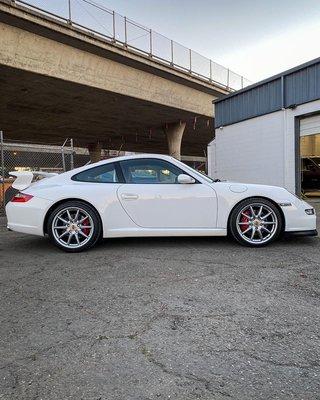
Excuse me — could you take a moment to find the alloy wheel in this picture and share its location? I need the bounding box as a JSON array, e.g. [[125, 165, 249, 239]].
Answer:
[[52, 207, 94, 249], [236, 203, 278, 244]]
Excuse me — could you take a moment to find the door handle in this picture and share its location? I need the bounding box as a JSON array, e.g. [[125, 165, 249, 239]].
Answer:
[[121, 193, 139, 200]]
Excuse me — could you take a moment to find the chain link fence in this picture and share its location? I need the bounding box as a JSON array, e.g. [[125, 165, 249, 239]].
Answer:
[[0, 133, 90, 214], [14, 0, 251, 90], [0, 133, 135, 215]]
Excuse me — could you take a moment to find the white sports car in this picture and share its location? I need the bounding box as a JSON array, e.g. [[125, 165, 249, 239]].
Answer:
[[6, 154, 317, 252]]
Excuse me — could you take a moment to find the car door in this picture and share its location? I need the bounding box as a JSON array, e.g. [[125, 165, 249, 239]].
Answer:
[[116, 158, 217, 229]]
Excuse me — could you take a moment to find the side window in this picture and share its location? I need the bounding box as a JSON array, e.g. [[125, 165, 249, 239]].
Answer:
[[119, 158, 187, 184], [72, 163, 119, 183]]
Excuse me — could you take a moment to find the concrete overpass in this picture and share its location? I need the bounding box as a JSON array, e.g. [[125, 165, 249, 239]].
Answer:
[[0, 0, 242, 160]]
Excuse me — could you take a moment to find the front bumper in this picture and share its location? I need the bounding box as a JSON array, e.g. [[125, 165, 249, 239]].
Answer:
[[281, 198, 317, 233]]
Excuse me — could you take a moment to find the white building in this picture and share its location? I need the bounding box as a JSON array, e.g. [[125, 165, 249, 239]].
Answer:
[[208, 58, 320, 198]]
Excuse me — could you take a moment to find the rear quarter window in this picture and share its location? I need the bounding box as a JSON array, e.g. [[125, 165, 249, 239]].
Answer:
[[71, 163, 119, 183]]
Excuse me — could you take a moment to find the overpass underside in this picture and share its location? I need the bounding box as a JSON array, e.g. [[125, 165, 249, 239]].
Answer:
[[0, 64, 213, 156], [0, 0, 228, 158]]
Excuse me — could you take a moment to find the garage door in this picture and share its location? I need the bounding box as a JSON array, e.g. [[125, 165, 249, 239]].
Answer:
[[300, 114, 320, 198], [300, 114, 320, 137]]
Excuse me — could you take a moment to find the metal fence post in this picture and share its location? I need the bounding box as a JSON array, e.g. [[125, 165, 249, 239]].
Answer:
[[209, 60, 212, 82], [189, 49, 192, 73], [0, 131, 5, 212], [149, 29, 152, 56], [68, 0, 72, 24], [124, 16, 127, 47], [112, 11, 116, 42], [170, 40, 174, 66], [61, 139, 67, 172], [227, 69, 230, 89], [70, 138, 74, 170]]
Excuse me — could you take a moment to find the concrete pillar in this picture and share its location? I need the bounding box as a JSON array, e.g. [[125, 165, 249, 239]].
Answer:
[[165, 122, 186, 160], [87, 142, 102, 163]]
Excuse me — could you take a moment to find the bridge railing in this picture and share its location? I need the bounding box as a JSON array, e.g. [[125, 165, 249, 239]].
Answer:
[[13, 0, 251, 91]]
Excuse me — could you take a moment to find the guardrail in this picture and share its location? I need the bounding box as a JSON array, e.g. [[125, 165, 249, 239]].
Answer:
[[12, 0, 251, 91]]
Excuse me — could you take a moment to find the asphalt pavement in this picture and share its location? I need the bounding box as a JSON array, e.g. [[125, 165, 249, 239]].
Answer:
[[0, 202, 319, 399]]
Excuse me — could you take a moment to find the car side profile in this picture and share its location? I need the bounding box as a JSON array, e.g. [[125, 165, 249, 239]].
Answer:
[[6, 154, 317, 252]]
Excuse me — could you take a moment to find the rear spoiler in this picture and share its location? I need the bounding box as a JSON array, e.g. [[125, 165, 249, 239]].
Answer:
[[9, 171, 58, 190]]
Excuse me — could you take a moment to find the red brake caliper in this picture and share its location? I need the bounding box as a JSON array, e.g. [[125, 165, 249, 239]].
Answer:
[[240, 210, 250, 232], [82, 217, 90, 236]]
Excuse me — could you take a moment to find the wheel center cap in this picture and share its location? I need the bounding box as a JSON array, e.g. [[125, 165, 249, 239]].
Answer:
[[253, 219, 261, 228], [68, 223, 78, 232]]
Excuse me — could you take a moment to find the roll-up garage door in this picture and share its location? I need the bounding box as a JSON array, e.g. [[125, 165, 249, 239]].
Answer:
[[300, 114, 320, 137], [300, 114, 320, 198]]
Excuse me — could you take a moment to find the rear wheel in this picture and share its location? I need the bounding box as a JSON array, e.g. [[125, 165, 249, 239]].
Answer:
[[47, 201, 102, 252], [229, 198, 282, 247]]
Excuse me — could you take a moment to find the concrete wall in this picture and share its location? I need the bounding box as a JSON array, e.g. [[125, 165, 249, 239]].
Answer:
[[208, 99, 320, 193]]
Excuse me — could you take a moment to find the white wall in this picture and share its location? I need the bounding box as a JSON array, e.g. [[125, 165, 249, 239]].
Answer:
[[208, 99, 320, 193]]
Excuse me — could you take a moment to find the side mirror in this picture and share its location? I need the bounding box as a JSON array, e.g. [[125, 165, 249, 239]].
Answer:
[[177, 174, 195, 184]]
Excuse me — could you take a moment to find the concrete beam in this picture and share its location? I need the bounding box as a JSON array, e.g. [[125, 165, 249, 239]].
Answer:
[[0, 20, 215, 117]]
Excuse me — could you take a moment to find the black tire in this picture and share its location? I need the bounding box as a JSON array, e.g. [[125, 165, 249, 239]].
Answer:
[[47, 200, 102, 252], [228, 197, 283, 247]]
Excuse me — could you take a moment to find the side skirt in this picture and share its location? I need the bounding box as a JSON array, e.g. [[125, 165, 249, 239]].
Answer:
[[105, 228, 227, 238]]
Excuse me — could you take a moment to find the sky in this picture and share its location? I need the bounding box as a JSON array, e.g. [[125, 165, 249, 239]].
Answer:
[[29, 0, 320, 83]]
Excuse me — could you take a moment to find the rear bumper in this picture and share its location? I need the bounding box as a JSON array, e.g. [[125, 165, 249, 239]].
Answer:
[[6, 196, 54, 236], [284, 229, 318, 237]]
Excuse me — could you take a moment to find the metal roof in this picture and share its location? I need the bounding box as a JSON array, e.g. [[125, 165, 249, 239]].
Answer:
[[214, 57, 320, 127]]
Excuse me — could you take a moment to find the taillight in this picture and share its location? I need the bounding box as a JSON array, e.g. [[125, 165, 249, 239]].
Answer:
[[11, 193, 34, 203]]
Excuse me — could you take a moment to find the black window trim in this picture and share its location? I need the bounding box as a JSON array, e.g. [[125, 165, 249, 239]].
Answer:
[[118, 157, 200, 184], [71, 161, 125, 183]]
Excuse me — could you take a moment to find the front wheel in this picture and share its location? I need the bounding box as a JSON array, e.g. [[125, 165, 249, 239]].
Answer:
[[47, 201, 102, 252], [229, 198, 283, 247]]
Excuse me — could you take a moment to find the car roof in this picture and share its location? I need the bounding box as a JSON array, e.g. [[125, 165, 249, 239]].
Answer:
[[89, 153, 174, 166]]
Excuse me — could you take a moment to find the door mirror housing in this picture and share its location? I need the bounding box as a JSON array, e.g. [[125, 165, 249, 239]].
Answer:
[[177, 174, 195, 184]]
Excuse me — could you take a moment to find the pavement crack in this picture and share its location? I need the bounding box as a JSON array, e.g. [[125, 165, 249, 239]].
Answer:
[[138, 344, 232, 397]]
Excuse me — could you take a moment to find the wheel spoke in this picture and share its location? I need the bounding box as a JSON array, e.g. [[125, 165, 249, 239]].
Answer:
[[75, 233, 80, 245], [241, 212, 251, 219], [74, 209, 80, 222], [66, 210, 72, 221], [257, 229, 263, 240], [263, 221, 276, 225], [79, 225, 92, 229], [59, 230, 68, 239], [261, 211, 272, 220], [58, 216, 68, 224], [257, 206, 263, 217], [251, 229, 256, 240], [249, 206, 255, 218], [242, 226, 252, 235], [261, 226, 271, 234], [67, 233, 72, 244], [78, 230, 88, 238]]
